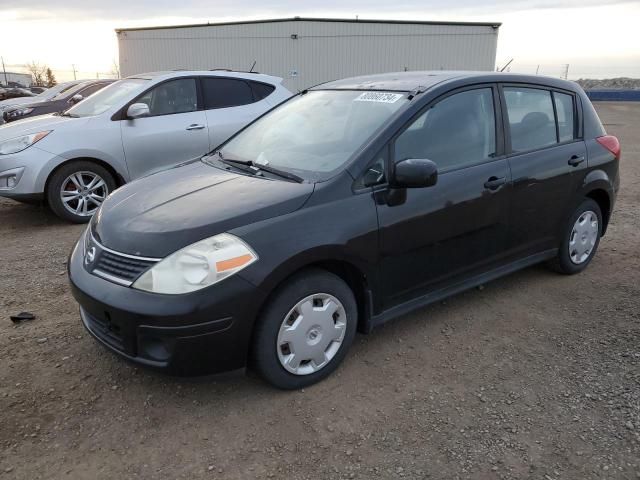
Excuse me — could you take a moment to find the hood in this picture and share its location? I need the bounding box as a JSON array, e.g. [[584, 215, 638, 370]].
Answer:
[[0, 97, 40, 109], [0, 114, 89, 141], [92, 161, 315, 258]]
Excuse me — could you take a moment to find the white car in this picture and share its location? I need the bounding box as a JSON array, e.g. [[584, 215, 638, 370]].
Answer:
[[0, 71, 292, 222]]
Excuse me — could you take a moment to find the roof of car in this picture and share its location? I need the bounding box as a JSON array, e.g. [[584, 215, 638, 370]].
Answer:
[[315, 71, 580, 92], [128, 70, 283, 84]]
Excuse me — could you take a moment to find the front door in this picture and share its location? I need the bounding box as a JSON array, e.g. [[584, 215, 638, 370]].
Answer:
[[121, 78, 210, 180], [375, 86, 512, 308]]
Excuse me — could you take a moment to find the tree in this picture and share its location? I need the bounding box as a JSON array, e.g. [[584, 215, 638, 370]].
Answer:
[[26, 61, 47, 86], [110, 59, 120, 79], [45, 68, 56, 87]]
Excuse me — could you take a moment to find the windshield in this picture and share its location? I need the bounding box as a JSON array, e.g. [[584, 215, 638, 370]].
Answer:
[[65, 79, 149, 117], [218, 90, 407, 181], [50, 82, 90, 101], [42, 82, 77, 100]]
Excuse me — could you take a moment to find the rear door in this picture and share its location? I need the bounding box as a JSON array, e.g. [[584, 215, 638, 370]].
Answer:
[[121, 77, 210, 179], [200, 77, 275, 149], [375, 85, 511, 308], [501, 85, 586, 256]]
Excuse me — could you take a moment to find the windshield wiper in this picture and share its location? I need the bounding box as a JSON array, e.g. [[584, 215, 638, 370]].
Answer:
[[217, 153, 304, 183], [59, 111, 79, 118]]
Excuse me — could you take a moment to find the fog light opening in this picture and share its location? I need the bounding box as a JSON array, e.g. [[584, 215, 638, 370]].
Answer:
[[139, 335, 171, 362]]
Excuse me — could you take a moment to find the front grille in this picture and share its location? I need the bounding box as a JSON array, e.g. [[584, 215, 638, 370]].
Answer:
[[95, 250, 157, 282], [84, 232, 160, 286], [83, 309, 125, 352]]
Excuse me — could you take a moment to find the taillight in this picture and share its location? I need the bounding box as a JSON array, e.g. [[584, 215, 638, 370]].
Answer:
[[596, 135, 621, 160]]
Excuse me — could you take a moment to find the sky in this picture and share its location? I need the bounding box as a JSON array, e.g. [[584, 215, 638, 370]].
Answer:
[[1, 0, 639, 81]]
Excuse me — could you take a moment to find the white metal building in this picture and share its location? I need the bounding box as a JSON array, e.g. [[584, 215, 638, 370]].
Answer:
[[1, 71, 33, 87], [116, 17, 500, 91]]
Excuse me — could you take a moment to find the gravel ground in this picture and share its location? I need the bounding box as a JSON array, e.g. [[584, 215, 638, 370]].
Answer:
[[0, 102, 638, 480]]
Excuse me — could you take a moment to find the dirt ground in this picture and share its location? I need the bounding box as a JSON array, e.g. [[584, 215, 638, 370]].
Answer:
[[0, 102, 638, 480]]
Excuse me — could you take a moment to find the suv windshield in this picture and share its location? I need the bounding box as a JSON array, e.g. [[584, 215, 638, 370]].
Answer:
[[217, 90, 407, 181], [65, 79, 149, 117], [42, 82, 77, 100]]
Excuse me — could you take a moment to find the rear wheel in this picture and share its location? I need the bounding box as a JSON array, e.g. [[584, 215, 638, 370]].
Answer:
[[547, 198, 602, 274], [47, 161, 116, 223], [251, 269, 357, 389]]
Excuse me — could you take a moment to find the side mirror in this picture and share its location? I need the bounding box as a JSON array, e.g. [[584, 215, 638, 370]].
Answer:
[[70, 94, 84, 104], [127, 103, 150, 119], [392, 158, 438, 188]]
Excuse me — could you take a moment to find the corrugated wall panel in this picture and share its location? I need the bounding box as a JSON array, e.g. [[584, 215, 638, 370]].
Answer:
[[118, 20, 498, 90]]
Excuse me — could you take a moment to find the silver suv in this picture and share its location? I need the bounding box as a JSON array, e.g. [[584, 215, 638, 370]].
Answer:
[[0, 70, 292, 222]]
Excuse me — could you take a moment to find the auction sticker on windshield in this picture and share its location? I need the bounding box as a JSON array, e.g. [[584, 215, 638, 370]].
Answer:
[[354, 92, 404, 103]]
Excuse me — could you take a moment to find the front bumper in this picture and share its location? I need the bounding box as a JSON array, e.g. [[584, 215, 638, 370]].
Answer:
[[68, 237, 267, 375], [0, 145, 61, 196]]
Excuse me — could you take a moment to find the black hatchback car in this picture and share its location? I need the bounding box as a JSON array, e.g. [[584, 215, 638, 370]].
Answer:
[[69, 71, 620, 389], [2, 79, 114, 123]]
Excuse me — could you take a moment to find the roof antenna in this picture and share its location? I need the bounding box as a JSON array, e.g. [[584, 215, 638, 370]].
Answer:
[[249, 60, 256, 73], [499, 58, 514, 72]]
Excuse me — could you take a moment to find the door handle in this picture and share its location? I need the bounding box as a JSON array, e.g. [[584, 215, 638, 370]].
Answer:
[[186, 124, 205, 130], [568, 154, 585, 167], [484, 176, 506, 190]]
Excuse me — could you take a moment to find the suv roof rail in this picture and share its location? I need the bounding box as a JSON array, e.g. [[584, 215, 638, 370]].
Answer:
[[209, 68, 261, 74]]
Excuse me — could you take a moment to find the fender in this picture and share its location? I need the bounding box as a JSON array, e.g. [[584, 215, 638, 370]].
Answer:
[[35, 151, 129, 194], [570, 168, 615, 235], [581, 168, 613, 193]]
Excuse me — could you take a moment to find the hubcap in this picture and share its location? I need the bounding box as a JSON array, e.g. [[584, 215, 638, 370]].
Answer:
[[569, 210, 598, 264], [277, 293, 347, 376], [60, 171, 108, 217]]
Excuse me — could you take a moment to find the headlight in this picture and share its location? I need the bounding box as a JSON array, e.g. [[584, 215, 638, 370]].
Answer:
[[0, 131, 51, 155], [82, 226, 92, 256], [132, 233, 258, 294], [8, 107, 34, 119]]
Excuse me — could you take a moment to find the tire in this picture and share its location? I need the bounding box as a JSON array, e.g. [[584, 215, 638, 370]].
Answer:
[[547, 198, 602, 275], [251, 269, 358, 389], [47, 161, 116, 223]]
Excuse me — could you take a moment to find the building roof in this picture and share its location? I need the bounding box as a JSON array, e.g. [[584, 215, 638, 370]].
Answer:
[[115, 16, 501, 33]]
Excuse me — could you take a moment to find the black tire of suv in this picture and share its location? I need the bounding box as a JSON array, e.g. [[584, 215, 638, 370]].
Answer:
[[251, 269, 358, 390], [47, 161, 116, 224], [547, 198, 603, 275]]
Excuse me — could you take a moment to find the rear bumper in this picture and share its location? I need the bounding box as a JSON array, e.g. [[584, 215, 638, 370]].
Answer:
[[68, 237, 267, 375]]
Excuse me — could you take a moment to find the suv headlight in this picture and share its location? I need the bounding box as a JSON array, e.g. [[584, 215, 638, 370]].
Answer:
[[8, 107, 34, 119], [132, 233, 258, 294], [0, 131, 51, 155]]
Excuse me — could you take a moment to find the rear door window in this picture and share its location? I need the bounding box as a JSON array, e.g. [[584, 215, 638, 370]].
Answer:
[[201, 77, 255, 109], [553, 92, 576, 142], [504, 87, 557, 152]]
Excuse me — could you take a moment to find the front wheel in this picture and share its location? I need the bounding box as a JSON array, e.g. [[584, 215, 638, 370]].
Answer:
[[548, 198, 602, 274], [47, 161, 116, 223], [251, 269, 358, 389]]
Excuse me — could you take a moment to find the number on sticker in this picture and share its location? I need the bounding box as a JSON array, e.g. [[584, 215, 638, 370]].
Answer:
[[354, 92, 404, 104]]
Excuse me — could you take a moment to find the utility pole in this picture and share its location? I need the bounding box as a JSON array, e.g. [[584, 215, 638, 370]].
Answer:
[[72, 64, 77, 80], [1, 56, 7, 86], [536, 65, 540, 75], [562, 64, 570, 80]]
